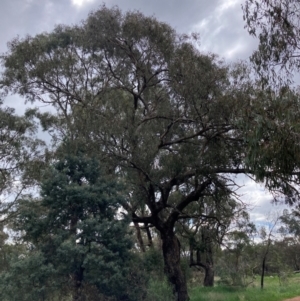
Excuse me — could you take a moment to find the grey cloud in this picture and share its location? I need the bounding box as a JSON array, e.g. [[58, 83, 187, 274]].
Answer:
[[192, 0, 258, 60], [0, 0, 255, 60], [105, 0, 219, 33], [1, 0, 91, 53]]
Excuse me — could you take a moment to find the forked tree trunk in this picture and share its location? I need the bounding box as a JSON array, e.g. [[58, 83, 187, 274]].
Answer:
[[190, 243, 214, 287], [161, 231, 189, 301]]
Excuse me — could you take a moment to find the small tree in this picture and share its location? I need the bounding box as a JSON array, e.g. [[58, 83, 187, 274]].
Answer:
[[217, 212, 256, 287], [258, 213, 280, 289], [5, 151, 142, 301], [278, 209, 300, 272], [178, 196, 246, 287]]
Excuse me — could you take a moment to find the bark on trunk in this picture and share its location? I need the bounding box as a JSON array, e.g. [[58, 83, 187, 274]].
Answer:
[[161, 231, 189, 301], [203, 265, 214, 287]]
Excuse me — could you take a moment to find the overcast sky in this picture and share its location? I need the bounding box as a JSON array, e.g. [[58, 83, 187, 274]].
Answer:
[[0, 0, 258, 59], [0, 0, 285, 225]]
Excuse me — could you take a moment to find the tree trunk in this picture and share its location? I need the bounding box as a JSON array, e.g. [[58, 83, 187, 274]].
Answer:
[[261, 257, 266, 289], [133, 221, 145, 252], [190, 240, 214, 287], [70, 211, 84, 301], [161, 231, 189, 301], [202, 240, 214, 287], [261, 238, 271, 290], [203, 264, 214, 287], [145, 223, 153, 247], [73, 266, 84, 301]]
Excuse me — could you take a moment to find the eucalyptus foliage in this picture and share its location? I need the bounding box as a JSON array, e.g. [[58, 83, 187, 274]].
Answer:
[[0, 100, 44, 219], [243, 0, 300, 84]]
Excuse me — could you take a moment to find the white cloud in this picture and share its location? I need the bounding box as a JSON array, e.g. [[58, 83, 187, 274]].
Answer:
[[235, 176, 287, 224], [71, 0, 95, 7], [218, 0, 240, 11]]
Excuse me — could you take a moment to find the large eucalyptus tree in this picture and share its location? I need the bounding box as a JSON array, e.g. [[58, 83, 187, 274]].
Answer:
[[2, 6, 300, 300]]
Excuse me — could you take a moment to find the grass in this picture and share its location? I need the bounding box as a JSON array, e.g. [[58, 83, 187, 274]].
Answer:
[[145, 278, 174, 301], [190, 274, 300, 301]]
